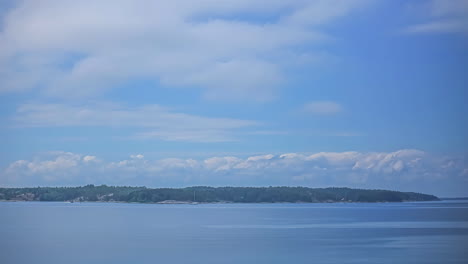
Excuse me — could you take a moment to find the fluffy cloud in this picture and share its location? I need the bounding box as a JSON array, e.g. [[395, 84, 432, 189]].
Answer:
[[404, 0, 468, 34], [4, 152, 89, 184], [130, 154, 144, 160], [0, 0, 372, 101], [82, 155, 97, 163], [2, 149, 467, 196]]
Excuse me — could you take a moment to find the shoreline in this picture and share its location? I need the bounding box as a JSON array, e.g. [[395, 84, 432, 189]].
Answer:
[[0, 199, 444, 204], [0, 186, 440, 204]]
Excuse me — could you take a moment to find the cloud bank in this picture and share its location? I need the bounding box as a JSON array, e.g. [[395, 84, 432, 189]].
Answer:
[[2, 150, 467, 196], [0, 0, 371, 101]]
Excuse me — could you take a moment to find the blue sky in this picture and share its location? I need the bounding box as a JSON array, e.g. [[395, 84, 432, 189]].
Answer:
[[0, 0, 467, 196]]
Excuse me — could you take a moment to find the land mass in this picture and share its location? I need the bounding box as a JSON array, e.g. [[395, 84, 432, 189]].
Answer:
[[441, 197, 468, 200], [0, 185, 439, 203]]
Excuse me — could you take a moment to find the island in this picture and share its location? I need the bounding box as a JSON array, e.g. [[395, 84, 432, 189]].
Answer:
[[0, 185, 439, 203]]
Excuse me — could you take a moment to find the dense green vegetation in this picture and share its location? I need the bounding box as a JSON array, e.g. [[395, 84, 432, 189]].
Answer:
[[0, 185, 439, 203], [0, 185, 144, 202]]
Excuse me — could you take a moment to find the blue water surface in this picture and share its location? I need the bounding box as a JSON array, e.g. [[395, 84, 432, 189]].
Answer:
[[1, 201, 467, 263]]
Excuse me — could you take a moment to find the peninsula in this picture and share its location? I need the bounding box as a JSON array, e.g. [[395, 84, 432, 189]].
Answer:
[[0, 185, 439, 203]]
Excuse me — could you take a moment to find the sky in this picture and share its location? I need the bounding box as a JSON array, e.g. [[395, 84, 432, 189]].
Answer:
[[0, 0, 467, 197]]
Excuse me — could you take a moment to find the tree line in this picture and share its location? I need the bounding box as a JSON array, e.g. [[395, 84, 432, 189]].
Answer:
[[0, 185, 439, 203]]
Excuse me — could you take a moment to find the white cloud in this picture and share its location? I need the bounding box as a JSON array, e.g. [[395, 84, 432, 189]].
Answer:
[[204, 157, 242, 171], [247, 154, 275, 162], [0, 0, 372, 101], [130, 154, 144, 159], [404, 0, 468, 34], [3, 151, 83, 183], [308, 151, 360, 166], [83, 155, 97, 163], [2, 149, 467, 196], [302, 101, 342, 115], [12, 102, 258, 142]]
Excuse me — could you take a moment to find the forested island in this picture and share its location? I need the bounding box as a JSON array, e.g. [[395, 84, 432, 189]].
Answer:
[[0, 185, 439, 203]]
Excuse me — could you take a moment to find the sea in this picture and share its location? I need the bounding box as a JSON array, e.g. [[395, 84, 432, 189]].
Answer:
[[1, 200, 467, 263]]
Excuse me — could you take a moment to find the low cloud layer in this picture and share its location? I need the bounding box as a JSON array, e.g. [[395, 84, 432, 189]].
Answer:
[[2, 150, 467, 196]]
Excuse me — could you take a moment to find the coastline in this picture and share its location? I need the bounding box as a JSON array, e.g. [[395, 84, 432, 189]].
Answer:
[[0, 186, 440, 204], [0, 199, 443, 204]]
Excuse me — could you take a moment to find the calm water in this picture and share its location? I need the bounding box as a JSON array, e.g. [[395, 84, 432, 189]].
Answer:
[[1, 201, 467, 263]]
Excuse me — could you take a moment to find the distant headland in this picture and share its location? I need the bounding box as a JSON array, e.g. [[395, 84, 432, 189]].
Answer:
[[0, 185, 439, 203]]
